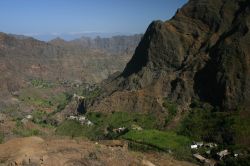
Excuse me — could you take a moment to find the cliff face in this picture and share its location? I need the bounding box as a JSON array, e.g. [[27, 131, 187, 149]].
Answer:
[[91, 0, 250, 112]]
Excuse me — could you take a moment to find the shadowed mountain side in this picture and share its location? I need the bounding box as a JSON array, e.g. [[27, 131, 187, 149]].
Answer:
[[90, 0, 250, 113]]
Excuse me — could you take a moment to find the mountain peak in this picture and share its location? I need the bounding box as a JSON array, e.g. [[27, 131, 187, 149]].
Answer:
[[49, 37, 66, 43], [91, 0, 250, 113]]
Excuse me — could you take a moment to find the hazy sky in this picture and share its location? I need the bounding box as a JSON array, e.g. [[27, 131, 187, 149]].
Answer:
[[0, 0, 187, 40]]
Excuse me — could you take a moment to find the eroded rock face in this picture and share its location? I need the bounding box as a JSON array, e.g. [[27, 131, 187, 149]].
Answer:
[[91, 0, 250, 112]]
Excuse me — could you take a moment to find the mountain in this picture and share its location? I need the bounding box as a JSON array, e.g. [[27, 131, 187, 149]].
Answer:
[[90, 0, 250, 113], [49, 34, 143, 55], [0, 32, 142, 100]]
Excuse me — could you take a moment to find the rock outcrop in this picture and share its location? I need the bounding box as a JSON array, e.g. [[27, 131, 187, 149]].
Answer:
[[91, 0, 250, 112]]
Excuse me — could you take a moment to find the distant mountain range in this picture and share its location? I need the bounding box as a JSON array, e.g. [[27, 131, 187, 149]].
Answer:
[[49, 34, 142, 54], [0, 32, 142, 99], [17, 32, 140, 41]]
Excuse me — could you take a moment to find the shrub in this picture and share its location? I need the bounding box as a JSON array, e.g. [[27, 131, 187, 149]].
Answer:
[[32, 110, 47, 124], [127, 141, 160, 152], [55, 92, 72, 111], [31, 79, 54, 88], [56, 120, 104, 140], [219, 156, 250, 166], [13, 128, 40, 137], [0, 132, 4, 143], [82, 86, 102, 99], [163, 98, 178, 125], [13, 119, 41, 137], [56, 120, 86, 138], [177, 108, 235, 145], [231, 111, 250, 146]]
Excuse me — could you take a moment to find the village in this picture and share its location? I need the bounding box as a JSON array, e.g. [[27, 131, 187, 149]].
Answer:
[[13, 91, 244, 166], [19, 92, 241, 166], [190, 141, 240, 166]]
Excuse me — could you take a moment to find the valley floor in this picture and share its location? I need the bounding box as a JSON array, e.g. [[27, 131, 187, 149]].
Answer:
[[0, 80, 197, 166], [1, 79, 249, 166]]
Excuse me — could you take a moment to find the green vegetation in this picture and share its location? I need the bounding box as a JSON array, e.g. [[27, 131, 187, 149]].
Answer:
[[13, 128, 40, 137], [56, 120, 88, 138], [31, 79, 54, 88], [13, 120, 40, 137], [219, 156, 250, 166], [56, 113, 194, 161], [56, 111, 194, 161], [12, 83, 249, 164], [82, 86, 102, 99], [32, 110, 47, 124], [178, 107, 250, 147], [51, 92, 72, 114], [0, 132, 4, 143], [163, 98, 178, 125], [122, 130, 193, 161], [56, 103, 250, 165], [231, 111, 250, 146], [19, 95, 52, 108], [18, 87, 52, 108], [177, 107, 234, 145], [123, 130, 190, 151], [56, 112, 161, 140], [175, 101, 250, 164], [87, 111, 160, 130], [163, 98, 178, 115], [18, 86, 72, 114], [56, 120, 103, 140], [5, 83, 73, 137]]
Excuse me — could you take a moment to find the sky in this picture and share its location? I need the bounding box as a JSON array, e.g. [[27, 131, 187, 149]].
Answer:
[[0, 0, 188, 41]]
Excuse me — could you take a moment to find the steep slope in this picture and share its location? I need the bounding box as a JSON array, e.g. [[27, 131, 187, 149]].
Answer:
[[90, 0, 250, 113]]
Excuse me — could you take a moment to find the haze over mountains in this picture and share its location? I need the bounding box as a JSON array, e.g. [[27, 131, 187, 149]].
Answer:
[[49, 34, 142, 55], [0, 32, 142, 99], [29, 32, 139, 41]]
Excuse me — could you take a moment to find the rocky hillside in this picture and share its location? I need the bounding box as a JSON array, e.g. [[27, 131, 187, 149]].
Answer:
[[90, 0, 250, 113], [0, 33, 142, 99]]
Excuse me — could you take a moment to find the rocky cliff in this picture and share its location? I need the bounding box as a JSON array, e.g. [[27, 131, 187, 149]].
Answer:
[[91, 0, 250, 113]]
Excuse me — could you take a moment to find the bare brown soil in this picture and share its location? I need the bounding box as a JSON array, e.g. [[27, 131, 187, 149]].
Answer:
[[0, 136, 196, 166]]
